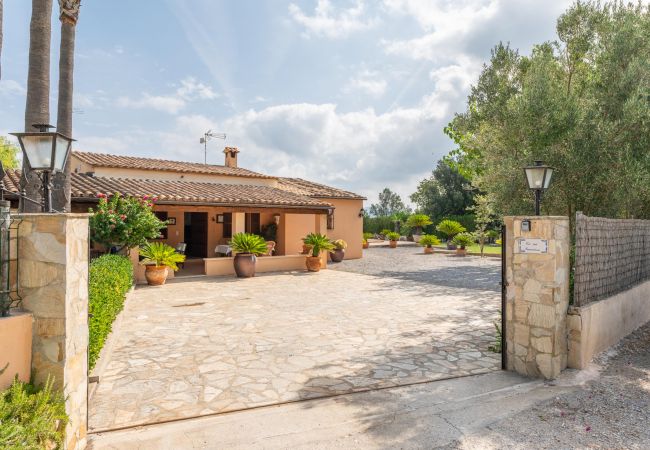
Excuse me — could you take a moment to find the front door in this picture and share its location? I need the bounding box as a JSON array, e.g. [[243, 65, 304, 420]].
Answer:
[[184, 212, 208, 258]]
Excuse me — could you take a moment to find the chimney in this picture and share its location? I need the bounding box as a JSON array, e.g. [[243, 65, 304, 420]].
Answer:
[[223, 147, 239, 168]]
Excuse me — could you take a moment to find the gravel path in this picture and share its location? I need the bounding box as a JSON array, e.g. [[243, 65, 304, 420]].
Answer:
[[459, 321, 650, 449]]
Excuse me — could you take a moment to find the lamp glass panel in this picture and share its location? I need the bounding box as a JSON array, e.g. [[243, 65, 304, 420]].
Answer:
[[54, 136, 70, 171], [22, 135, 53, 169], [525, 167, 546, 189], [543, 167, 553, 189]]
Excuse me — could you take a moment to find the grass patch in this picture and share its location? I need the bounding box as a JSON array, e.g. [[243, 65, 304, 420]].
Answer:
[[434, 244, 502, 254]]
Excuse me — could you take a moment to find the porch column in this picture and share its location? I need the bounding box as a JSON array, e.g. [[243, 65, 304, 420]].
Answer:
[[233, 212, 245, 235]]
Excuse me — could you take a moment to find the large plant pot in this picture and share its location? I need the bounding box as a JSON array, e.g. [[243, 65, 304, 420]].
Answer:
[[362, 241, 369, 249], [145, 265, 168, 286], [456, 248, 467, 257], [389, 240, 397, 248], [329, 249, 345, 262], [306, 256, 322, 272], [424, 246, 434, 254], [234, 253, 257, 278]]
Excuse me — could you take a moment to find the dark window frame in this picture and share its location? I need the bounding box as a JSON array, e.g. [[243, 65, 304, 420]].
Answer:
[[223, 212, 233, 238], [154, 211, 169, 239]]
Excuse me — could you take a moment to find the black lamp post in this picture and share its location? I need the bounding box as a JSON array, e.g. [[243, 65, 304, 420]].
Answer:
[[523, 160, 554, 215], [10, 124, 74, 212]]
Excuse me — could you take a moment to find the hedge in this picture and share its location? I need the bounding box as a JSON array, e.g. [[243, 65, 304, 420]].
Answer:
[[88, 254, 133, 370]]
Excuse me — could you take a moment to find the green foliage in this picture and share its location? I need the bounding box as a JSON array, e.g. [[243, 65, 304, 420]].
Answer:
[[368, 188, 412, 217], [468, 195, 498, 256], [331, 239, 347, 250], [410, 161, 474, 223], [385, 231, 400, 241], [139, 242, 186, 271], [363, 216, 394, 234], [488, 322, 503, 353], [302, 233, 335, 257], [363, 232, 374, 240], [380, 229, 392, 236], [444, 2, 650, 222], [0, 136, 19, 169], [230, 232, 269, 256], [88, 254, 133, 369], [418, 234, 441, 248], [0, 376, 67, 449], [405, 213, 433, 235], [89, 193, 167, 251], [452, 232, 474, 249], [436, 219, 466, 240]]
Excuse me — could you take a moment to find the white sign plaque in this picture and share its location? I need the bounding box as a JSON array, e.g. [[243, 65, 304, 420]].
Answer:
[[517, 238, 548, 254]]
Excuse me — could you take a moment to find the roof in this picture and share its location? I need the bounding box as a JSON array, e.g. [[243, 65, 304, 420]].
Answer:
[[2, 170, 331, 210], [278, 177, 365, 200], [72, 151, 275, 179]]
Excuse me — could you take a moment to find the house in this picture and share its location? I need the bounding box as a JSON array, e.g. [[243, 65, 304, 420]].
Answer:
[[2, 147, 365, 275]]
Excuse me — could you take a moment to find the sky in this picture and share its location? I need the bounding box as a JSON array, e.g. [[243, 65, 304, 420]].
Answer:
[[0, 0, 574, 205]]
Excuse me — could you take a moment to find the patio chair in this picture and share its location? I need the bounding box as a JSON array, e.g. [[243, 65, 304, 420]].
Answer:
[[176, 242, 187, 268], [264, 241, 276, 256]]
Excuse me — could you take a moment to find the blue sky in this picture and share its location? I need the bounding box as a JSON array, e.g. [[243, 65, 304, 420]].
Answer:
[[0, 0, 573, 204]]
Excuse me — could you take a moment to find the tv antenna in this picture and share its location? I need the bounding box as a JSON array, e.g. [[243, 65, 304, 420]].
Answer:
[[199, 130, 226, 164]]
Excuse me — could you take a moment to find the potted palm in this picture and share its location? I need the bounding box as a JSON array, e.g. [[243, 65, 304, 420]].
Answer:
[[386, 231, 400, 248], [436, 219, 466, 250], [418, 234, 441, 254], [139, 242, 186, 286], [362, 232, 373, 249], [452, 232, 474, 256], [230, 232, 269, 278], [330, 239, 347, 262], [406, 214, 433, 243], [302, 233, 334, 272]]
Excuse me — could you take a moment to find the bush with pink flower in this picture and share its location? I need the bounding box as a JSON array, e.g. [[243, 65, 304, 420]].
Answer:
[[89, 192, 167, 252]]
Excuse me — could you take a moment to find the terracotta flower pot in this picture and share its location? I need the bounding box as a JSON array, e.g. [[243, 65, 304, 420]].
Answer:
[[456, 248, 467, 256], [145, 265, 168, 286], [329, 249, 345, 262], [389, 240, 397, 248], [306, 256, 322, 272], [424, 246, 434, 254], [362, 241, 369, 249], [234, 253, 257, 278]]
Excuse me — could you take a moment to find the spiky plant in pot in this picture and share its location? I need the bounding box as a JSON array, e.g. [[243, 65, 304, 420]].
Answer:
[[302, 233, 335, 272], [230, 232, 269, 278]]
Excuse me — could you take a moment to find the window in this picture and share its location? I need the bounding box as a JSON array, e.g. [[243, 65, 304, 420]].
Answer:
[[245, 213, 261, 235], [223, 213, 233, 238], [327, 209, 334, 230], [154, 211, 168, 239]]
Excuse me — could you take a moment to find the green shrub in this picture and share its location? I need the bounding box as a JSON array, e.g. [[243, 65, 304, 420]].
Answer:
[[405, 214, 433, 234], [385, 231, 400, 241], [0, 376, 67, 449], [230, 232, 269, 255], [139, 242, 186, 270], [418, 234, 441, 247], [89, 254, 133, 370], [452, 232, 475, 249], [302, 233, 335, 257], [436, 219, 466, 241]]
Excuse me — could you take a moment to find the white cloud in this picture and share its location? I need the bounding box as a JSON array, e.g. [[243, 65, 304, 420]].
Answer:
[[344, 70, 387, 97], [0, 80, 27, 96], [116, 76, 218, 114], [289, 0, 378, 39]]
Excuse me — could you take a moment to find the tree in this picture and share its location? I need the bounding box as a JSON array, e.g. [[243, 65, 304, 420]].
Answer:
[[444, 2, 650, 226], [468, 195, 496, 257], [52, 0, 81, 212], [0, 137, 19, 169], [22, 0, 53, 212], [368, 188, 411, 217], [410, 161, 474, 224]]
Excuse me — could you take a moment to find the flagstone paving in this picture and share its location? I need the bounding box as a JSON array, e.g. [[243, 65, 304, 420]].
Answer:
[[89, 249, 501, 431]]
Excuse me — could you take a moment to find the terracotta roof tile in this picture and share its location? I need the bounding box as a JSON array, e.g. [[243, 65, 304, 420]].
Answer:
[[72, 151, 275, 179], [278, 177, 365, 200], [2, 170, 331, 210]]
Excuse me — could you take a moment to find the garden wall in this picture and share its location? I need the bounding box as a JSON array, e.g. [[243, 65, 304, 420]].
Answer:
[[567, 280, 650, 369], [204, 254, 320, 276]]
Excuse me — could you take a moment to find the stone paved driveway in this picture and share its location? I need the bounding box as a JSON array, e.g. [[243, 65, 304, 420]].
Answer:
[[89, 248, 501, 431]]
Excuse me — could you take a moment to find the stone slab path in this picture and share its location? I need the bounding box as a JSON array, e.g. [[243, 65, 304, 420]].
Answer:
[[89, 250, 501, 431]]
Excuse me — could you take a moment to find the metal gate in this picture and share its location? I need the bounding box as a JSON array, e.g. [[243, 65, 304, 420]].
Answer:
[[500, 224, 507, 370]]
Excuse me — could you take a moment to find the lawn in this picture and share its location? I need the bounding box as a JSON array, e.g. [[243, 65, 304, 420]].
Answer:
[[433, 244, 502, 255]]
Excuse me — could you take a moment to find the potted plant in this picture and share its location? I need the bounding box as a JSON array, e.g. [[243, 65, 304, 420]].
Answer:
[[380, 229, 392, 240], [302, 233, 334, 272], [230, 232, 269, 278], [330, 239, 347, 262], [386, 231, 400, 248], [139, 242, 186, 286], [452, 232, 474, 256], [436, 219, 466, 250], [362, 232, 373, 249], [418, 234, 440, 254], [406, 214, 433, 243]]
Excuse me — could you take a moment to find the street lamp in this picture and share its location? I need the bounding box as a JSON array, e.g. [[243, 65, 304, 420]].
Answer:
[[10, 124, 74, 212], [523, 160, 554, 215]]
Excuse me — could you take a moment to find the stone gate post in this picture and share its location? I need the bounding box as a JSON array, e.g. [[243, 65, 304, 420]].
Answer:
[[18, 213, 89, 450], [503, 216, 570, 379]]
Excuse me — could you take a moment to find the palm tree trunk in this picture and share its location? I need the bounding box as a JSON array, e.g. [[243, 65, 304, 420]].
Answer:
[[52, 1, 80, 212], [21, 0, 53, 212]]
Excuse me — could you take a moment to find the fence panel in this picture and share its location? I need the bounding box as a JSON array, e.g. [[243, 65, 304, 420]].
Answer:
[[573, 213, 650, 306]]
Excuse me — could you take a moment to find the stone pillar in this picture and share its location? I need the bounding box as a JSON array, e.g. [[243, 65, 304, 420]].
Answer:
[[503, 216, 570, 379], [18, 213, 89, 450]]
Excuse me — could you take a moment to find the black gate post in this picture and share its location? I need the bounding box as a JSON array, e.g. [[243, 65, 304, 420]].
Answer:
[[501, 224, 507, 370]]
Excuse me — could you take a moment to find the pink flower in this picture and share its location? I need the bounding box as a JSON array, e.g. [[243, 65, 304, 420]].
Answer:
[[120, 214, 127, 220], [142, 195, 149, 200], [97, 193, 107, 199]]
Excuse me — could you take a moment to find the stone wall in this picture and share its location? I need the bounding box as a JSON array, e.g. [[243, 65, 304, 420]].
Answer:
[[18, 213, 89, 450], [503, 216, 570, 379]]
